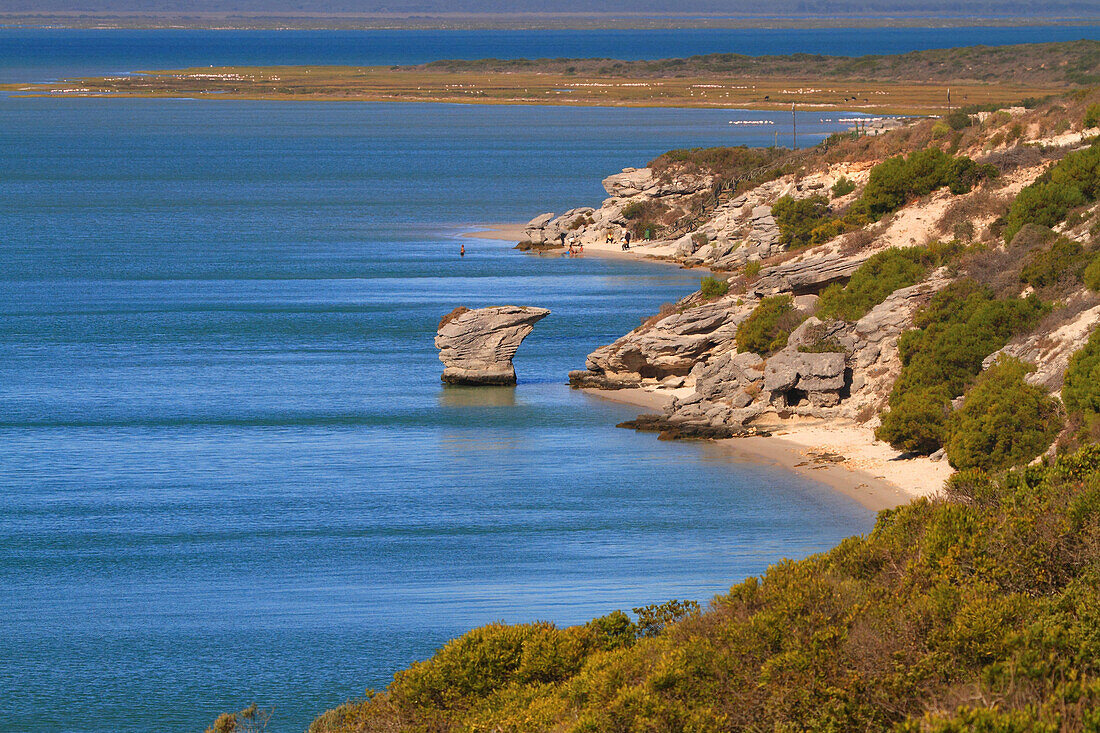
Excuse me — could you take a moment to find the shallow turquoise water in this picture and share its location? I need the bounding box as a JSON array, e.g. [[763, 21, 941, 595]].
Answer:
[[0, 98, 877, 731]]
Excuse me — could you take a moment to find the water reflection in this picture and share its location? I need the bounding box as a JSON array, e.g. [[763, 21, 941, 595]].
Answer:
[[438, 385, 518, 408]]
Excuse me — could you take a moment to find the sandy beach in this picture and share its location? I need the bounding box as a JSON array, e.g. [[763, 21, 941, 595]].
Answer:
[[462, 223, 700, 266], [472, 225, 949, 512], [582, 386, 951, 512]]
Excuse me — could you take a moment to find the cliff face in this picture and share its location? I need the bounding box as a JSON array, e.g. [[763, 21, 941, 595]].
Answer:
[[435, 305, 550, 385], [552, 102, 1100, 456]]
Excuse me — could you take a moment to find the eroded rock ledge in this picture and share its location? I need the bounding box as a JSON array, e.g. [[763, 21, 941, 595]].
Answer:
[[436, 306, 550, 385]]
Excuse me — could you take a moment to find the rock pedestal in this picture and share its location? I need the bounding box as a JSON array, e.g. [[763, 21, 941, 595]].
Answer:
[[435, 306, 550, 385]]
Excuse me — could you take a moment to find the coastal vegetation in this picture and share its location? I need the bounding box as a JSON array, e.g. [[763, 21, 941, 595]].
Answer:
[[1002, 139, 1100, 243], [875, 280, 1048, 455], [943, 357, 1064, 472], [853, 148, 996, 220], [297, 84, 1100, 733], [1064, 328, 1100, 426], [418, 41, 1100, 87], [772, 149, 994, 251], [7, 41, 1097, 114], [734, 295, 806, 355], [816, 246, 932, 321], [699, 275, 729, 300], [309, 443, 1100, 732]]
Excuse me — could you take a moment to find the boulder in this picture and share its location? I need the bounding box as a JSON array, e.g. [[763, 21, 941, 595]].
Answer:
[[601, 167, 713, 198], [435, 306, 550, 385]]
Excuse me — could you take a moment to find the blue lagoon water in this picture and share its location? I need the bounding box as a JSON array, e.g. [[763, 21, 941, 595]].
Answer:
[[0, 97, 877, 731]]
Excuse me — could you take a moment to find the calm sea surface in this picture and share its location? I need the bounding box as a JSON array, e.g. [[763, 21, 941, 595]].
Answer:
[[0, 98, 873, 732], [4, 23, 1087, 733]]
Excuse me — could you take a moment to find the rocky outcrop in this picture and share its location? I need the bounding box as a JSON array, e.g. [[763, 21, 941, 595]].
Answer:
[[598, 268, 951, 433], [602, 167, 713, 198], [436, 306, 550, 385], [752, 252, 870, 296], [569, 298, 757, 389], [985, 296, 1100, 391]]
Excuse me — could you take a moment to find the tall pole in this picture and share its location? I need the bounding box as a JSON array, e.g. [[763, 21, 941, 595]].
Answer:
[[792, 102, 797, 150]]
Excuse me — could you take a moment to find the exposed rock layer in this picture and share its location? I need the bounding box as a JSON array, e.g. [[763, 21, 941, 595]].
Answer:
[[436, 306, 550, 385]]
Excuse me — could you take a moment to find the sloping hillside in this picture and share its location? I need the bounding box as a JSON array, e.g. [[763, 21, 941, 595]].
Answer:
[[287, 90, 1100, 733]]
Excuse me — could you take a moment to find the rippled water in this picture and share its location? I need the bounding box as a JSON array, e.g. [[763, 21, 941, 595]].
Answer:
[[0, 98, 879, 731]]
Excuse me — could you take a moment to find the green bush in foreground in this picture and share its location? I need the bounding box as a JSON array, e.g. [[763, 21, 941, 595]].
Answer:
[[699, 275, 729, 300], [310, 445, 1100, 733], [945, 357, 1063, 471], [876, 280, 1048, 454], [817, 246, 931, 322], [735, 295, 807, 356], [1063, 326, 1100, 422]]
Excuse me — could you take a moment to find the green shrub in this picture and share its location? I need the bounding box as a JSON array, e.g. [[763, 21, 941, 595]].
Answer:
[[944, 357, 1063, 471], [808, 216, 859, 245], [744, 260, 762, 279], [876, 280, 1048, 454], [1063, 327, 1100, 421], [699, 275, 729, 300], [649, 145, 788, 185], [817, 247, 931, 322], [1084, 253, 1100, 291], [1002, 181, 1088, 243], [1019, 236, 1092, 289], [1084, 102, 1100, 129], [953, 220, 975, 242], [831, 175, 856, 198], [621, 201, 645, 219], [944, 110, 974, 131], [735, 295, 807, 356], [633, 600, 700, 639], [772, 194, 831, 249], [931, 120, 952, 139], [1003, 140, 1100, 242], [313, 443, 1100, 733], [856, 148, 997, 221]]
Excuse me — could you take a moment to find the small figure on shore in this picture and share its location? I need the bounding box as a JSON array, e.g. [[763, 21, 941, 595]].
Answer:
[[558, 232, 567, 248], [460, 243, 465, 257], [621, 230, 631, 251], [606, 230, 614, 244]]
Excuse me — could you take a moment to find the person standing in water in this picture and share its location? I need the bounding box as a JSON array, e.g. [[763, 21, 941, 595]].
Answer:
[[460, 243, 465, 257]]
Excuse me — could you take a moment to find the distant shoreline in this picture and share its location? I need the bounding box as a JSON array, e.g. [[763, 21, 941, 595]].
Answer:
[[2, 14, 1099, 30]]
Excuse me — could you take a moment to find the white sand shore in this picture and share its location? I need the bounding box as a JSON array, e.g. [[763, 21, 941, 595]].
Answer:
[[462, 223, 697, 266], [582, 386, 951, 512]]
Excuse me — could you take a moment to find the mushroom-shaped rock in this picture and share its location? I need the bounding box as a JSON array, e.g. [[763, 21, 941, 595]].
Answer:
[[435, 306, 550, 385]]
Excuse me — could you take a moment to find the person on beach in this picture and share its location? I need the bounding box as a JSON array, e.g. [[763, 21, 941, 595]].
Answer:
[[622, 230, 632, 250], [606, 230, 614, 245], [558, 232, 567, 248]]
